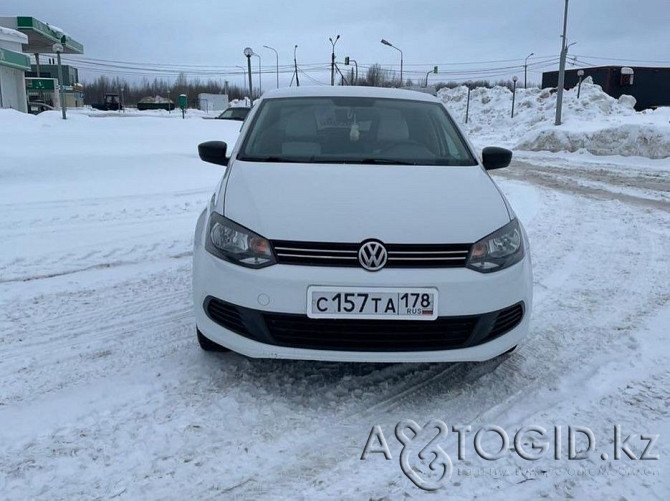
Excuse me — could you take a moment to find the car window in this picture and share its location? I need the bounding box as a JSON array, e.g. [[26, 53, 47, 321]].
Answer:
[[219, 108, 249, 120], [238, 97, 476, 166]]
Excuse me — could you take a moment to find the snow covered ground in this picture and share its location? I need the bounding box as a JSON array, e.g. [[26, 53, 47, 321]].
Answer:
[[1, 105, 669, 499]]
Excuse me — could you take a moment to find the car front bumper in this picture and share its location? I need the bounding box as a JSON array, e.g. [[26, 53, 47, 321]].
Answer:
[[193, 224, 533, 363]]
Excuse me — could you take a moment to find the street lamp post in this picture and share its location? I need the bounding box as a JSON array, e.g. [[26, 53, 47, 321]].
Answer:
[[243, 47, 254, 100], [235, 65, 247, 89], [524, 52, 534, 89], [263, 45, 279, 88], [577, 69, 585, 98], [351, 59, 358, 85], [381, 39, 403, 86], [52, 41, 66, 119], [329, 35, 340, 86], [252, 52, 262, 97], [511, 76, 518, 118]]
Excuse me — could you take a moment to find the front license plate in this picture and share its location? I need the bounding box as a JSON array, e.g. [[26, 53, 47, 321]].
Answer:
[[307, 287, 438, 320]]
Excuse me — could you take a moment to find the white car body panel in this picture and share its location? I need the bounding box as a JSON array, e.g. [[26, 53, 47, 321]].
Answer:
[[223, 162, 510, 243]]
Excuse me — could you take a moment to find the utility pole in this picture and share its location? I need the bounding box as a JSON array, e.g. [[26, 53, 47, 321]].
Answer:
[[511, 76, 518, 118], [329, 35, 340, 86], [555, 0, 570, 126], [293, 45, 300, 87]]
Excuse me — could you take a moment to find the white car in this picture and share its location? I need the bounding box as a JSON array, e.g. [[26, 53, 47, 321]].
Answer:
[[193, 86, 532, 362]]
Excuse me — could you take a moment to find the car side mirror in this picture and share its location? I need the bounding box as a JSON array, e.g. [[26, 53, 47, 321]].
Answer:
[[198, 141, 228, 166], [482, 147, 512, 170]]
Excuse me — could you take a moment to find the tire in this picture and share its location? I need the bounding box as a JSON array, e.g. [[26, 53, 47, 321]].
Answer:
[[197, 328, 230, 352]]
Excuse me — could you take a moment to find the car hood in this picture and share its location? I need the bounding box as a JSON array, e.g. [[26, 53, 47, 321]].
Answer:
[[222, 161, 510, 243]]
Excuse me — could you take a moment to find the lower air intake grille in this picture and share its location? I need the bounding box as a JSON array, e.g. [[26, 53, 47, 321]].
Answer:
[[203, 297, 525, 352], [262, 314, 478, 351]]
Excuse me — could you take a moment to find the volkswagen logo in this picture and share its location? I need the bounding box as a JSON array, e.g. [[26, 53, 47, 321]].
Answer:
[[358, 240, 388, 271]]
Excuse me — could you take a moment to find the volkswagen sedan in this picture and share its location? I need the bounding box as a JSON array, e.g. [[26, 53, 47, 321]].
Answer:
[[192, 86, 532, 362]]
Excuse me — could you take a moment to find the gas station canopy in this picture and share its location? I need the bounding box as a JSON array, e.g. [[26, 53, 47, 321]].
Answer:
[[0, 16, 84, 54]]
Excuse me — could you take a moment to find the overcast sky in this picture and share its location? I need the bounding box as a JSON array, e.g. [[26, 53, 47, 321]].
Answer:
[[4, 0, 669, 87]]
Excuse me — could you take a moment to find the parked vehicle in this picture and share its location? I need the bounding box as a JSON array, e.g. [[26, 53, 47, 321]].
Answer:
[[192, 86, 532, 362], [91, 93, 122, 111], [137, 95, 175, 111], [215, 106, 250, 121]]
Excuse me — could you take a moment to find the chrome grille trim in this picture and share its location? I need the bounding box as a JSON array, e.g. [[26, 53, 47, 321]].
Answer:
[[271, 240, 471, 268]]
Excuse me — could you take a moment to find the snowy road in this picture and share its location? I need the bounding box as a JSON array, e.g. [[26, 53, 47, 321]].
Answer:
[[1, 111, 668, 499]]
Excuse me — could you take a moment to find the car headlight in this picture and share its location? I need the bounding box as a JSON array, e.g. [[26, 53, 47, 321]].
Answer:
[[205, 213, 276, 268], [466, 219, 524, 273]]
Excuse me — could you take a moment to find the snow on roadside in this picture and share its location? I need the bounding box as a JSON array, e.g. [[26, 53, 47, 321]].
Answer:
[[439, 78, 670, 159], [0, 109, 238, 284]]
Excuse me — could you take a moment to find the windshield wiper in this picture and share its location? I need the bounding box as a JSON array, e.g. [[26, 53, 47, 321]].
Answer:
[[353, 158, 416, 165], [237, 156, 308, 163], [237, 156, 417, 165]]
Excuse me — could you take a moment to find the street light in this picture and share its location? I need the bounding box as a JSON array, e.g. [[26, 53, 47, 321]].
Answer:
[[381, 39, 403, 86], [524, 52, 534, 89], [235, 65, 247, 89], [243, 47, 254, 101], [344, 57, 358, 85], [52, 40, 66, 119], [252, 52, 262, 97], [511, 75, 518, 118], [263, 45, 279, 88], [577, 69, 585, 98], [329, 35, 340, 86]]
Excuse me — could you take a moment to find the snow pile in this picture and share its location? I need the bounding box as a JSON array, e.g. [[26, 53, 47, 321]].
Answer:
[[439, 78, 670, 159], [0, 25, 29, 43]]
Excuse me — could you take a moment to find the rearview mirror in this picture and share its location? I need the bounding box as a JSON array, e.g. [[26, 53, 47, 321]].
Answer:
[[198, 141, 228, 166], [482, 147, 512, 170]]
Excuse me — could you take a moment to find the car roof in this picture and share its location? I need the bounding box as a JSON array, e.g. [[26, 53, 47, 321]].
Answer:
[[260, 85, 440, 103]]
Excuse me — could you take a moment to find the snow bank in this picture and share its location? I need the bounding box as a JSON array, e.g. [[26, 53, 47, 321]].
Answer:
[[439, 78, 670, 159]]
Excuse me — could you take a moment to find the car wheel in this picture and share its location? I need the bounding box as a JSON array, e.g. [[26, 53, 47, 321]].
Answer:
[[197, 328, 230, 352]]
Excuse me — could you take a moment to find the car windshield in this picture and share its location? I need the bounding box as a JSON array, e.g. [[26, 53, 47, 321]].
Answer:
[[219, 108, 249, 120], [237, 97, 477, 166]]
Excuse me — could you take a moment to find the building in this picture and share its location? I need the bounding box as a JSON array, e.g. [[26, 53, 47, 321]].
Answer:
[[0, 16, 84, 112], [542, 66, 670, 111], [0, 26, 30, 112]]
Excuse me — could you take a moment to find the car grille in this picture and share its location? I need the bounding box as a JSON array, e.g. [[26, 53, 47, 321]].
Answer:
[[271, 240, 471, 268], [263, 315, 477, 351], [204, 297, 524, 352]]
